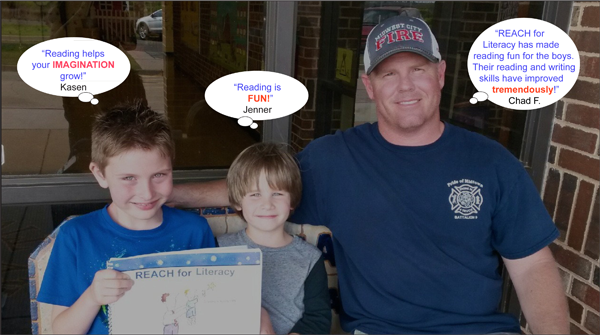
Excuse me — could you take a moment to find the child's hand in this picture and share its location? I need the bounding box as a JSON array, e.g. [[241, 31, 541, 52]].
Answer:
[[260, 307, 275, 334], [88, 269, 133, 306]]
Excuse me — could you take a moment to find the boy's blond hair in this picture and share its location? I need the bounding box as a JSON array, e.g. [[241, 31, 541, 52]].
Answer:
[[227, 142, 302, 216], [91, 101, 174, 172]]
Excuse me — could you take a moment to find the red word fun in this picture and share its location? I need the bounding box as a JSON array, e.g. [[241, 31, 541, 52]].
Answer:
[[248, 95, 271, 102]]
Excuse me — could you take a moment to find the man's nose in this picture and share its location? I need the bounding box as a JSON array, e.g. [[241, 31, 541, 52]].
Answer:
[[396, 73, 415, 92]]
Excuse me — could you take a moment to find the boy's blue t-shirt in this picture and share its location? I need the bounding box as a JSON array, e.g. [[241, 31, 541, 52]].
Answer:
[[37, 205, 215, 334]]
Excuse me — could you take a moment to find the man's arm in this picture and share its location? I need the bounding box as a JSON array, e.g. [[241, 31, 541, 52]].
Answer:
[[168, 179, 229, 208], [503, 246, 569, 334]]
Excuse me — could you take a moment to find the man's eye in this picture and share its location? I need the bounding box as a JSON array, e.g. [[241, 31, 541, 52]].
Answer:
[[154, 173, 165, 178], [123, 176, 135, 181], [249, 193, 260, 197], [414, 68, 424, 72]]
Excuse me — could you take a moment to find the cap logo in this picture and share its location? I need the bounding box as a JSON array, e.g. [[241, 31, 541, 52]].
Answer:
[[365, 16, 440, 74], [375, 29, 425, 51]]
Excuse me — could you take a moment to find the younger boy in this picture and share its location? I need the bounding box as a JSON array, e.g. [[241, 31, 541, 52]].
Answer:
[[37, 102, 215, 334], [218, 143, 331, 334]]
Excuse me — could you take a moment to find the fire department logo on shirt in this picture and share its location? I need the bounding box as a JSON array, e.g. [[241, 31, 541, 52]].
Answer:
[[447, 179, 483, 219]]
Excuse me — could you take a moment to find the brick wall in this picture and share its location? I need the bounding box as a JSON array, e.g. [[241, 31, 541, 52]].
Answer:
[[330, 1, 363, 132], [247, 2, 265, 72], [540, 2, 600, 334], [291, 1, 322, 152], [291, 1, 363, 151]]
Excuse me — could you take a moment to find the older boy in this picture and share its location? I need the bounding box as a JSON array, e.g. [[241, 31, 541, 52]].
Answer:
[[37, 102, 216, 334], [218, 143, 331, 335]]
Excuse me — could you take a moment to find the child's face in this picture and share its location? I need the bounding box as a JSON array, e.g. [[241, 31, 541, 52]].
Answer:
[[237, 171, 292, 234], [90, 147, 173, 229]]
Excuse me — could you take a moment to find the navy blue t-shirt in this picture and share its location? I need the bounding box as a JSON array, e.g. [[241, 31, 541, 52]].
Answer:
[[37, 205, 215, 334], [291, 122, 558, 334]]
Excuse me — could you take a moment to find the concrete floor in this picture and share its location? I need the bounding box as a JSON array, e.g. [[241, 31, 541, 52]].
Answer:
[[2, 205, 56, 334]]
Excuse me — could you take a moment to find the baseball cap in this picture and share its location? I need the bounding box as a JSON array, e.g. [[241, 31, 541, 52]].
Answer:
[[364, 15, 441, 75]]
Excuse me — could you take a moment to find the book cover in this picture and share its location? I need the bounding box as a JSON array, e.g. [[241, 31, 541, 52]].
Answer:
[[107, 246, 262, 334]]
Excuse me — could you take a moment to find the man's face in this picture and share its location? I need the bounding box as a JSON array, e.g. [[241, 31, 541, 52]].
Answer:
[[362, 52, 446, 140]]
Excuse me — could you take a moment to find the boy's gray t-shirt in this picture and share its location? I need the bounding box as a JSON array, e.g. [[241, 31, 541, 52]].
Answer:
[[217, 228, 322, 335]]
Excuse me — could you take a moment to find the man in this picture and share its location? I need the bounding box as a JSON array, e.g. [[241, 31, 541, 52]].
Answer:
[[170, 16, 568, 334]]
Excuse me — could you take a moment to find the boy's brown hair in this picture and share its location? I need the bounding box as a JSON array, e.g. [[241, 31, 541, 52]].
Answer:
[[227, 142, 302, 216], [91, 101, 174, 172]]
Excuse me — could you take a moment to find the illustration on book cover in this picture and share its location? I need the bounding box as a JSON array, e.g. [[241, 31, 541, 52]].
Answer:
[[107, 247, 262, 334]]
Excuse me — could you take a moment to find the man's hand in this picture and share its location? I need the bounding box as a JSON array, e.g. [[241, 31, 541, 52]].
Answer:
[[88, 269, 133, 305], [260, 307, 275, 334]]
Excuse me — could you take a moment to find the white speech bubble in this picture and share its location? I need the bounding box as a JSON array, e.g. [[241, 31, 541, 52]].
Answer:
[[238, 116, 253, 127], [17, 37, 131, 104], [205, 71, 309, 127], [470, 91, 489, 104], [473, 91, 488, 102], [78, 92, 94, 102], [467, 18, 579, 110]]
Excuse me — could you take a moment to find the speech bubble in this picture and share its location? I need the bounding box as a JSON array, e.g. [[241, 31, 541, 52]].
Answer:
[[17, 37, 131, 104], [467, 18, 580, 110], [77, 92, 98, 105], [205, 71, 309, 128], [470, 91, 488, 104]]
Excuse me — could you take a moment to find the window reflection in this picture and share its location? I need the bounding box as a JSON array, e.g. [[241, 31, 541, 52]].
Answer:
[[1, 1, 262, 175]]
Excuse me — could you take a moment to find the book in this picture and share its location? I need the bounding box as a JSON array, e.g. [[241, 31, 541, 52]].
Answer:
[[107, 246, 262, 334]]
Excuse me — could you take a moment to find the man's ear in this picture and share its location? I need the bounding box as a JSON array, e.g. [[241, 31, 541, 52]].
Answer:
[[361, 73, 375, 100], [89, 162, 109, 189], [437, 60, 447, 89]]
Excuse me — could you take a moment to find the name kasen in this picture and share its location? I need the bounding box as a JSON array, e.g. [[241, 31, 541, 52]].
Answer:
[[244, 106, 272, 113], [61, 83, 86, 91]]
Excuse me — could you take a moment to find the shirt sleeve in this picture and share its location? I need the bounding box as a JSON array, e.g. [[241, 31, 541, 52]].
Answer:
[[289, 255, 331, 334], [492, 167, 559, 259], [290, 147, 323, 226], [36, 224, 81, 307]]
